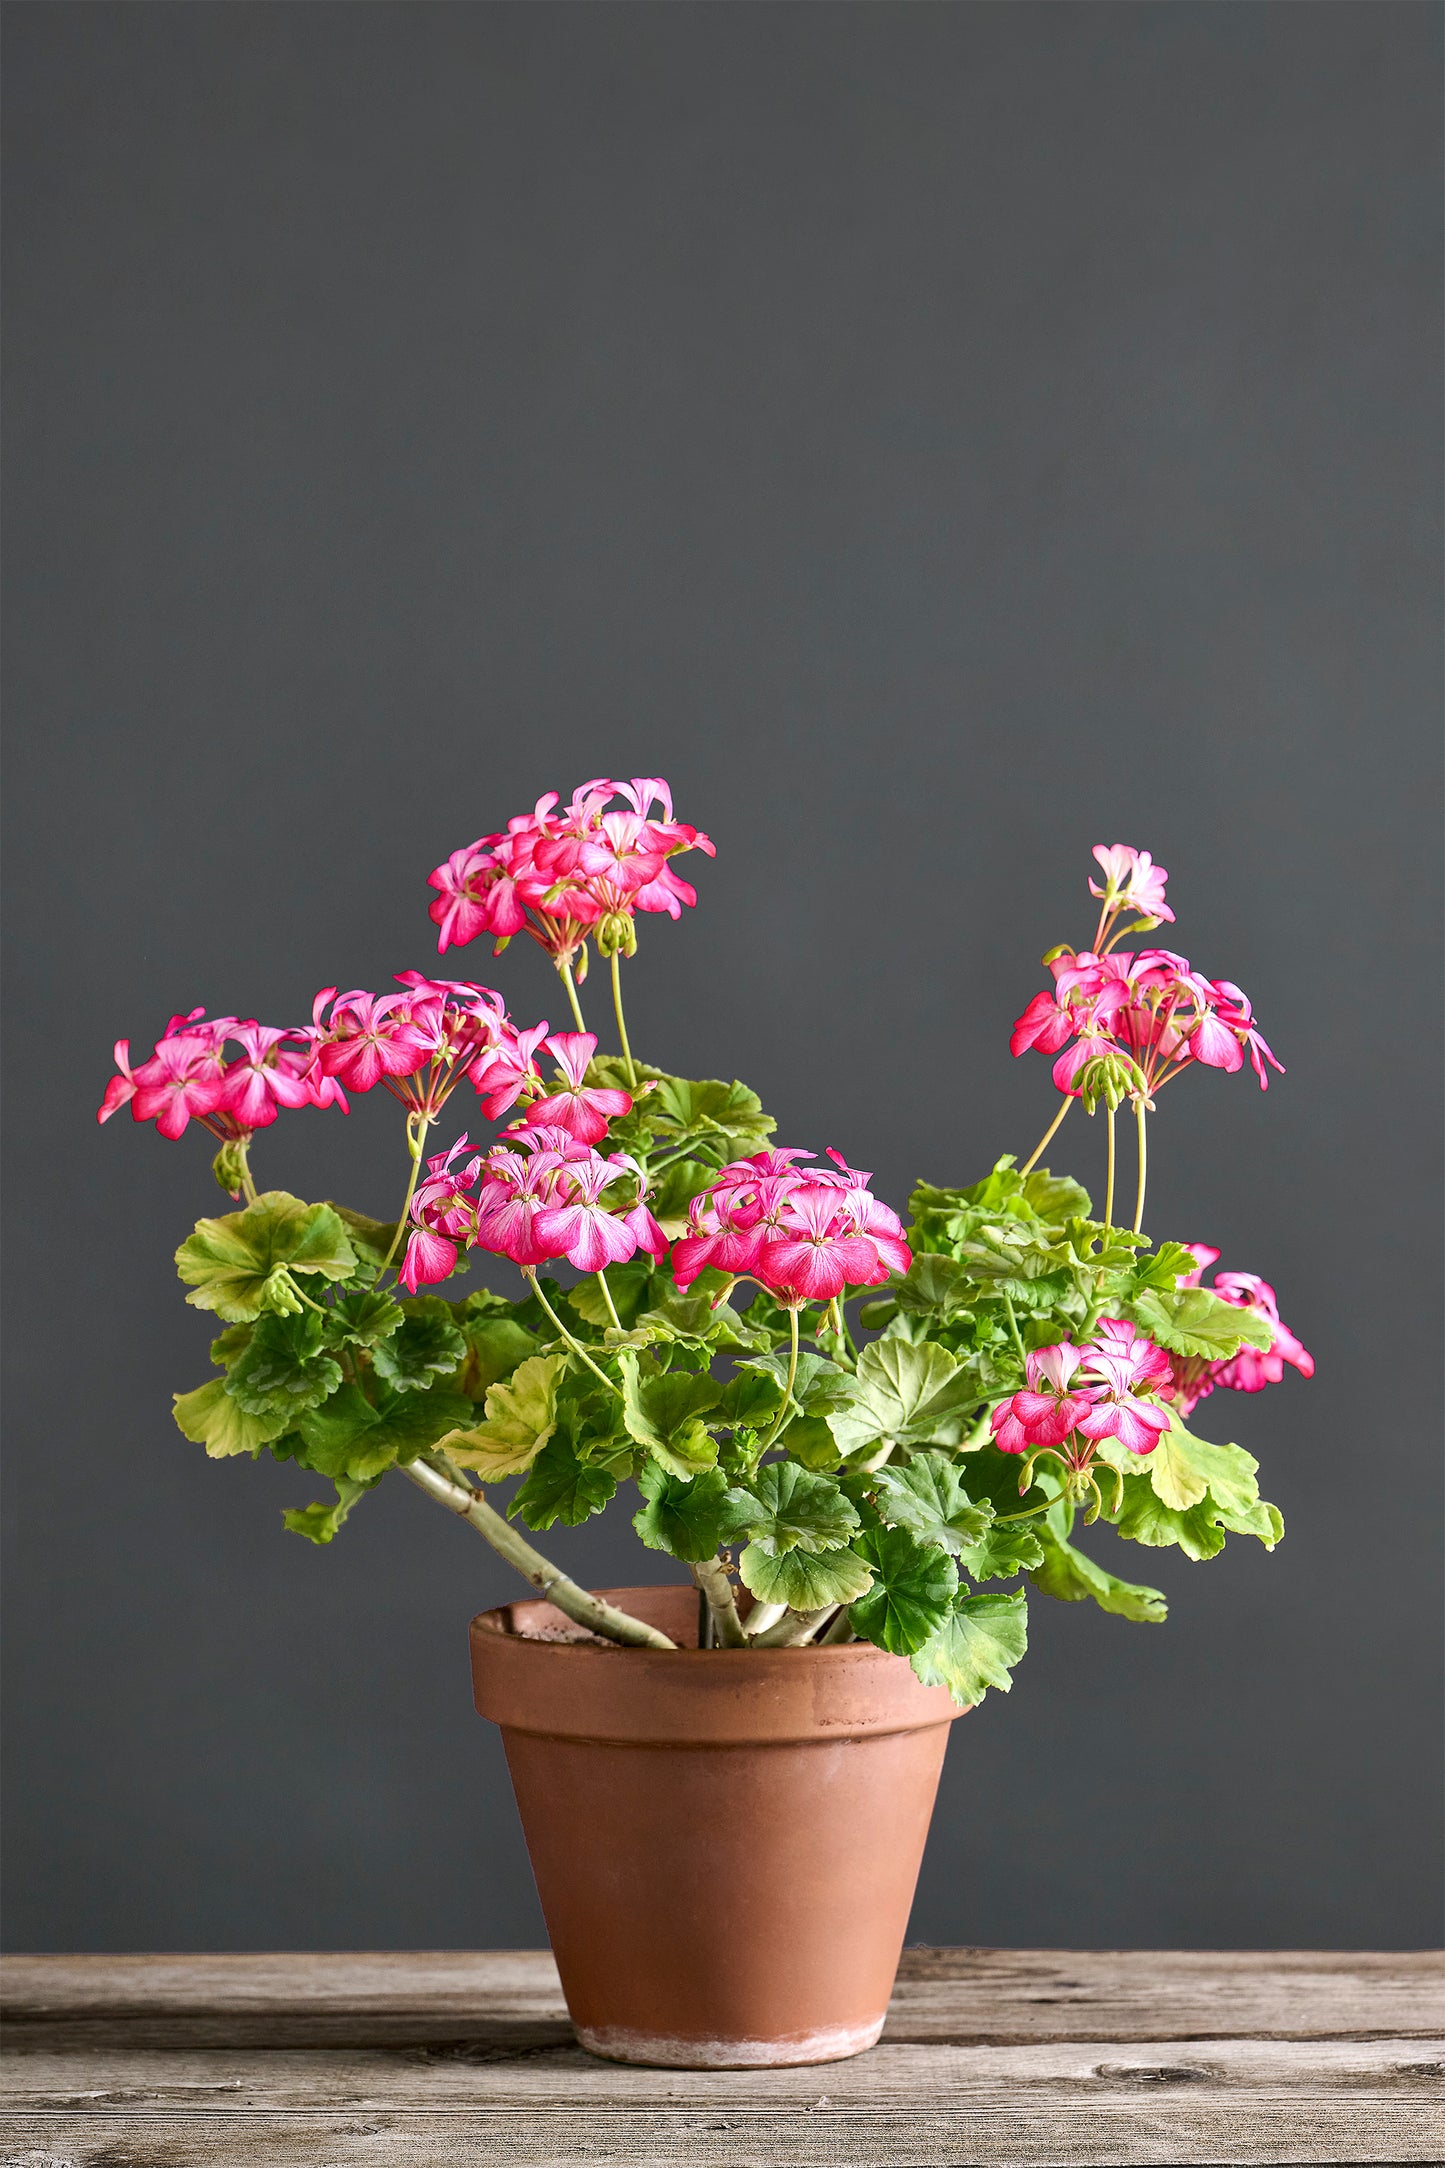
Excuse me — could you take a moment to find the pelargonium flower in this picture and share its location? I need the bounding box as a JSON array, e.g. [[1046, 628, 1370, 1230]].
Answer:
[[990, 1343, 1097, 1454], [218, 1023, 315, 1129], [524, 1032, 632, 1144], [427, 777, 714, 966], [672, 1150, 911, 1305], [1163, 1249, 1315, 1411], [1089, 844, 1174, 927], [97, 1011, 236, 1140]]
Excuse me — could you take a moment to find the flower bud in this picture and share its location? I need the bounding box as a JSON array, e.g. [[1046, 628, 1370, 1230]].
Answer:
[[595, 911, 638, 959], [212, 1137, 253, 1200]]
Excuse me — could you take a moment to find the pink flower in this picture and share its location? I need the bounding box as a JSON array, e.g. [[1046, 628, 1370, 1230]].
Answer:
[[990, 1343, 1097, 1454], [1072, 1328, 1173, 1454], [427, 778, 714, 964], [672, 1150, 910, 1304], [756, 1183, 885, 1304], [219, 1024, 315, 1129], [469, 1020, 549, 1121], [315, 989, 434, 1093], [398, 1225, 461, 1293], [1089, 844, 1174, 926], [125, 1019, 232, 1139], [531, 1155, 641, 1272], [1208, 1271, 1314, 1394], [525, 1032, 632, 1144]]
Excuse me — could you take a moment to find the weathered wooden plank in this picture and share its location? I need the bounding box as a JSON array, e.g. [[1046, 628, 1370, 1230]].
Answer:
[[2, 2038, 1441, 2165], [3, 1949, 1438, 2050], [2, 1955, 1439, 2166]]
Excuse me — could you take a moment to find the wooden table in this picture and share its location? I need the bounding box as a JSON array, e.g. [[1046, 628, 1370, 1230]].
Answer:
[[1, 1949, 1440, 2165]]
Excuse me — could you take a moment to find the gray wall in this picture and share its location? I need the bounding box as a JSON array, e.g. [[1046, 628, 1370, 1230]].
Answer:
[[4, 1, 1440, 1954]]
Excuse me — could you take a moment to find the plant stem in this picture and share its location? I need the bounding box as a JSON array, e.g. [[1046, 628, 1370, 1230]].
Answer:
[[402, 1458, 676, 1648], [818, 1606, 856, 1644], [1104, 1102, 1117, 1235], [743, 1602, 788, 1639], [758, 1308, 800, 1452], [594, 1270, 623, 1331], [610, 949, 639, 1089], [1019, 1096, 1071, 1176], [523, 1272, 624, 1398], [1132, 1097, 1148, 1235], [557, 955, 588, 1034], [1002, 1291, 1028, 1369], [373, 1115, 431, 1285], [750, 1606, 835, 1648], [689, 1556, 746, 1646]]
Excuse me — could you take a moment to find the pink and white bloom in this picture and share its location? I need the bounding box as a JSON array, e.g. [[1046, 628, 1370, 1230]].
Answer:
[[531, 1156, 643, 1273], [218, 1024, 315, 1129], [525, 1032, 632, 1144], [1089, 844, 1174, 926], [990, 1343, 1097, 1454]]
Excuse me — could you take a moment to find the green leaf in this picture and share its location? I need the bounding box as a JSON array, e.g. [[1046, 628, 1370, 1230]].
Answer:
[[892, 1253, 976, 1320], [727, 1461, 860, 1553], [208, 1322, 254, 1367], [630, 1291, 772, 1353], [1105, 1410, 1268, 1519], [1020, 1168, 1093, 1222], [739, 1542, 874, 1610], [1030, 1528, 1167, 1622], [851, 1527, 959, 1655], [737, 1349, 860, 1419], [454, 1311, 542, 1397], [223, 1312, 344, 1420], [439, 1353, 567, 1478], [648, 1075, 775, 1155], [566, 1258, 657, 1330], [283, 1477, 368, 1545], [175, 1192, 358, 1321], [328, 1204, 401, 1271], [871, 1450, 992, 1554], [370, 1297, 467, 1394], [829, 1340, 978, 1456], [617, 1350, 720, 1476], [1127, 1285, 1274, 1360], [1113, 1479, 1229, 1561], [327, 1289, 404, 1347], [956, 1517, 1047, 1582], [173, 1378, 289, 1458], [292, 1381, 473, 1482], [510, 1439, 618, 1531], [632, 1464, 752, 1561], [910, 1589, 1029, 1707], [714, 1371, 787, 1431], [647, 1156, 720, 1233], [781, 1414, 844, 1470]]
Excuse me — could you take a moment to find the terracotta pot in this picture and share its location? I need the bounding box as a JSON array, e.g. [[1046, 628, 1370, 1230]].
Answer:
[[469, 1583, 964, 2068]]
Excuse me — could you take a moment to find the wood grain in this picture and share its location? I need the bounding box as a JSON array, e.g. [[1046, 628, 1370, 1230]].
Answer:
[[2, 1949, 1440, 2166]]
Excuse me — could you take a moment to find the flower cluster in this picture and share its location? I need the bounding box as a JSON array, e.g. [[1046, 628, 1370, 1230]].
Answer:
[[428, 776, 714, 968], [1166, 1245, 1316, 1414], [990, 1320, 1174, 1463], [672, 1149, 912, 1307], [96, 1008, 335, 1142], [399, 1079, 659, 1292], [1011, 846, 1280, 1103], [99, 980, 557, 1147]]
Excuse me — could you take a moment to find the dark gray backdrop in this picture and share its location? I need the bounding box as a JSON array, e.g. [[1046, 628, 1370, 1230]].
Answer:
[[5, 1, 1440, 1954]]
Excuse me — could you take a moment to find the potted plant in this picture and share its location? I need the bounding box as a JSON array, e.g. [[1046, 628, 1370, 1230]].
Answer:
[[99, 781, 1311, 2069]]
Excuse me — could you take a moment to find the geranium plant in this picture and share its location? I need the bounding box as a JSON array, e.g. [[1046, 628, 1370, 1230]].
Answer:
[[100, 785, 1310, 1706]]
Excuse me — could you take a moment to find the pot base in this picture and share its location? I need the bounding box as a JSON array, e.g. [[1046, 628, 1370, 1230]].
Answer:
[[575, 2015, 885, 2069]]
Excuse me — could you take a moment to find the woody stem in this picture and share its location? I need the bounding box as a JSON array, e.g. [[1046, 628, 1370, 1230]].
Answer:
[[689, 1556, 746, 1646], [403, 1458, 675, 1648]]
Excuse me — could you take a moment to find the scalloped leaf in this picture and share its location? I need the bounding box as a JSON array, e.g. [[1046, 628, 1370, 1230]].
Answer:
[[871, 1450, 993, 1554], [1030, 1529, 1167, 1622], [173, 1378, 289, 1459], [851, 1527, 959, 1655], [438, 1353, 568, 1478], [175, 1192, 357, 1321], [738, 1541, 873, 1610], [910, 1589, 1029, 1708]]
